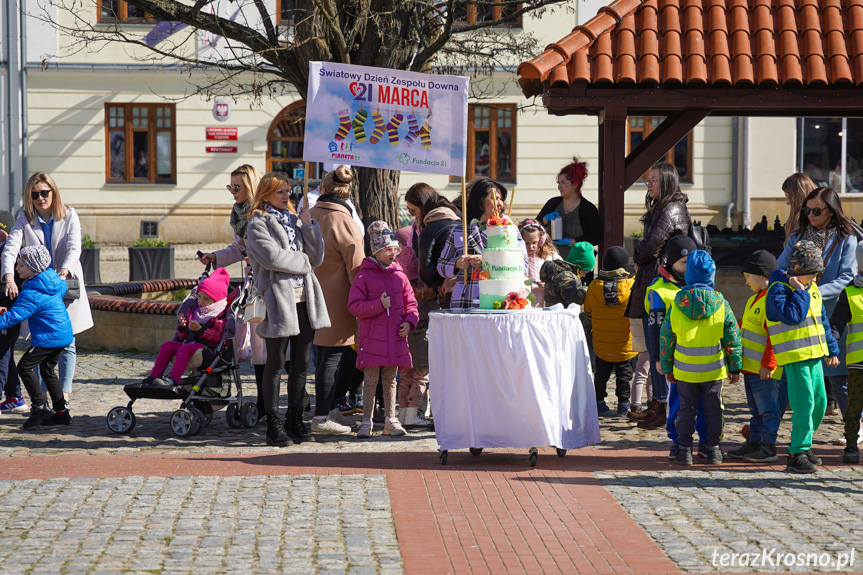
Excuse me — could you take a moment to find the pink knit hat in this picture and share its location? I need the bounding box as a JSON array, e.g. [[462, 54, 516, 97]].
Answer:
[[198, 267, 231, 302]]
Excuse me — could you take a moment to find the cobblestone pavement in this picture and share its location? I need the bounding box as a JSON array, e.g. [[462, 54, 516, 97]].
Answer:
[[0, 474, 402, 575], [597, 468, 863, 573]]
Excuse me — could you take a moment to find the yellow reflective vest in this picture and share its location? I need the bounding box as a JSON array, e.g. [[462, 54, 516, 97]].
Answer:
[[644, 276, 679, 315], [669, 301, 729, 383], [766, 281, 828, 366], [843, 285, 863, 365], [740, 292, 783, 379]]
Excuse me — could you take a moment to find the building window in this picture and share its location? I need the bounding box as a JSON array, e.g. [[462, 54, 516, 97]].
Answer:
[[457, 104, 516, 183], [267, 102, 323, 180], [277, 0, 296, 25], [98, 0, 154, 23], [627, 116, 693, 184], [454, 1, 522, 28], [798, 117, 863, 193], [106, 103, 176, 183]]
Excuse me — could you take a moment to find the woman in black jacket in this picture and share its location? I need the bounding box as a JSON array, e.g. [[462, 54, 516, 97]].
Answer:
[[417, 195, 461, 306], [537, 157, 602, 259]]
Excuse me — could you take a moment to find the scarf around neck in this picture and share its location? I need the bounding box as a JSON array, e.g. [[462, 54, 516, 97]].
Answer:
[[230, 201, 250, 238], [803, 224, 838, 252], [263, 203, 304, 288], [190, 298, 228, 325]]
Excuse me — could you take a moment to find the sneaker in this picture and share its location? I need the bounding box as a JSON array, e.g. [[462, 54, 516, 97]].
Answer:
[[617, 401, 631, 416], [743, 442, 779, 463], [354, 393, 364, 411], [836, 427, 863, 446], [383, 419, 406, 436], [843, 446, 860, 464], [668, 443, 680, 460], [335, 396, 358, 415], [802, 450, 822, 466], [401, 406, 433, 428], [0, 397, 27, 414], [727, 440, 759, 459], [674, 446, 693, 465], [706, 445, 723, 465], [357, 420, 372, 438], [596, 401, 614, 417], [43, 410, 72, 426], [140, 375, 156, 387], [696, 442, 709, 459], [328, 408, 355, 429], [825, 401, 840, 416], [310, 417, 352, 435], [22, 405, 54, 430], [785, 452, 817, 474], [162, 375, 177, 387]]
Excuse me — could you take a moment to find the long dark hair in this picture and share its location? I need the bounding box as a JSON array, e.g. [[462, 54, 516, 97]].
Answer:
[[464, 178, 508, 223], [641, 162, 688, 225], [405, 182, 438, 209], [797, 187, 853, 239], [420, 194, 459, 224]]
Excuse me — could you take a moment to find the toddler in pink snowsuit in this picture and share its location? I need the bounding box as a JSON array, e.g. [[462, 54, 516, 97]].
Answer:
[[143, 267, 231, 387], [348, 221, 419, 438]]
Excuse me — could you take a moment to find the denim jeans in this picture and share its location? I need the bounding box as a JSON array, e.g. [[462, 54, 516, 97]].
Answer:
[[642, 314, 667, 401], [37, 338, 75, 394], [743, 373, 782, 445], [667, 381, 707, 444]]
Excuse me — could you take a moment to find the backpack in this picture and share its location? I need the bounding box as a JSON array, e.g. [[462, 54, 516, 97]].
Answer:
[[688, 219, 711, 254]]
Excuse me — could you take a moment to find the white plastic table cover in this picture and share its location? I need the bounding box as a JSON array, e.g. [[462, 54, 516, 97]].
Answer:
[[428, 306, 600, 451]]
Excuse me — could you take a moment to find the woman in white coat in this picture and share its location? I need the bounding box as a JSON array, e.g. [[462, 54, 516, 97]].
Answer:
[[2, 173, 93, 400]]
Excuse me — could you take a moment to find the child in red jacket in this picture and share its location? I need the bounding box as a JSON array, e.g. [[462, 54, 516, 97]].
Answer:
[[348, 221, 419, 438], [143, 267, 231, 387]]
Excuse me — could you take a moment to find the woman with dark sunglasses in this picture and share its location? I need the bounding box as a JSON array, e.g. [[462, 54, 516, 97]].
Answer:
[[0, 172, 93, 409], [778, 186, 860, 427]]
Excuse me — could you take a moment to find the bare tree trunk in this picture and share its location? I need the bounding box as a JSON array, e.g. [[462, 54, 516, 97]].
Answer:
[[354, 167, 401, 230]]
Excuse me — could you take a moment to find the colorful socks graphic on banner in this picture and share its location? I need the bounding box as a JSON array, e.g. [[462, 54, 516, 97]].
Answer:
[[419, 113, 433, 149], [335, 108, 351, 141], [369, 111, 386, 144], [404, 113, 420, 147], [352, 108, 368, 142], [386, 113, 404, 145]]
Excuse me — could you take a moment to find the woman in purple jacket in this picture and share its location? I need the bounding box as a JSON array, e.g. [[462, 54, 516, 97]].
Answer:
[[348, 221, 419, 439]]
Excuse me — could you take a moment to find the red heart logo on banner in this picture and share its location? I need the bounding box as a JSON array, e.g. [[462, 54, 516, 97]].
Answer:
[[349, 82, 361, 96]]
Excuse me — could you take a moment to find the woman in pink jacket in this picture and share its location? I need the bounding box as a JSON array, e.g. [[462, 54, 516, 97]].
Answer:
[[348, 221, 419, 438]]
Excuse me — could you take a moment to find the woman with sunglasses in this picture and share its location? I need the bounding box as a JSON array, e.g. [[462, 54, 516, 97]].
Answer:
[[0, 173, 94, 405], [245, 172, 330, 447]]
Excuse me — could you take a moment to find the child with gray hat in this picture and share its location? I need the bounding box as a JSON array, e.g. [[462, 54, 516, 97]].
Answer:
[[0, 245, 73, 429]]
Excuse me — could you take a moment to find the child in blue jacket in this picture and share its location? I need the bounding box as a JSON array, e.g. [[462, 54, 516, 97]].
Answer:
[[0, 245, 73, 430]]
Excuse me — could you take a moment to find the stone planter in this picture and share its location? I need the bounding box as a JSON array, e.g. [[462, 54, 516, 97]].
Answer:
[[128, 246, 175, 281], [80, 247, 101, 284]]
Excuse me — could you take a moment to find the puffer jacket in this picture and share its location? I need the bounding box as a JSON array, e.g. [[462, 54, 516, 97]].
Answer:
[[659, 286, 742, 375], [584, 270, 637, 362], [418, 208, 460, 289], [348, 257, 419, 370], [0, 267, 73, 349], [628, 198, 691, 318]]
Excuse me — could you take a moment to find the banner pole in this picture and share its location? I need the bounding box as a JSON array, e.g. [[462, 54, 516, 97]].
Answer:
[[507, 186, 516, 218], [461, 177, 468, 285], [303, 161, 311, 209]]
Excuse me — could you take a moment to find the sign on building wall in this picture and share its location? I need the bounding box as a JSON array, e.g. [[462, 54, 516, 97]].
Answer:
[[213, 98, 231, 122], [303, 62, 468, 177], [206, 146, 238, 153], [206, 127, 238, 140]]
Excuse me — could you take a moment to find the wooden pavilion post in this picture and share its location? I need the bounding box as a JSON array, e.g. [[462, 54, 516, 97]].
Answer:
[[597, 107, 627, 265]]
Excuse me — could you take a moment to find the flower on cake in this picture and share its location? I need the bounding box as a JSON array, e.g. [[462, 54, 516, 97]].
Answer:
[[486, 215, 512, 227], [501, 289, 531, 309], [471, 269, 491, 281]]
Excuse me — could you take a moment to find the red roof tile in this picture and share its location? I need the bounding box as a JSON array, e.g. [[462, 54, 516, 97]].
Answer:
[[518, 0, 863, 97]]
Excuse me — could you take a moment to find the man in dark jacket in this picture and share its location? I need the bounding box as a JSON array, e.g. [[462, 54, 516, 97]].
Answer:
[[0, 210, 25, 414]]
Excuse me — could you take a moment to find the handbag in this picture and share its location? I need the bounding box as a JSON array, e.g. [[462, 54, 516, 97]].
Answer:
[[64, 276, 81, 302], [243, 290, 266, 324]]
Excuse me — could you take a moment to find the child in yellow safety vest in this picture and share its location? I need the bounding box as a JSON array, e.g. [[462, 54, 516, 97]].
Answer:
[[660, 250, 742, 465], [766, 240, 840, 474], [727, 250, 782, 464], [829, 242, 863, 464]]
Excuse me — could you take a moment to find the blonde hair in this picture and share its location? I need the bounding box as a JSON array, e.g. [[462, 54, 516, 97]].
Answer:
[[782, 173, 817, 239], [249, 172, 295, 219], [519, 221, 558, 260], [231, 164, 262, 204], [320, 165, 354, 199], [24, 172, 67, 223]]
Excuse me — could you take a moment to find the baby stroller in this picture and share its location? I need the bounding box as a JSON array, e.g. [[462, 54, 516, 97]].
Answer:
[[106, 263, 259, 437]]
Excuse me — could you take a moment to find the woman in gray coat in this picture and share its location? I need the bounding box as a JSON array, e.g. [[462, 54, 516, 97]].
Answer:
[[1, 173, 94, 402], [246, 172, 330, 447]]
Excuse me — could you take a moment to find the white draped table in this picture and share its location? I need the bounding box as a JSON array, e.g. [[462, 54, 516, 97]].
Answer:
[[428, 306, 600, 454]]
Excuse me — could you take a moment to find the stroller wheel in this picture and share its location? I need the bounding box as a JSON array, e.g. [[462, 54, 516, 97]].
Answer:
[[106, 406, 136, 434], [240, 403, 259, 428], [171, 409, 196, 437], [189, 408, 205, 435], [225, 403, 242, 428], [192, 401, 213, 426]]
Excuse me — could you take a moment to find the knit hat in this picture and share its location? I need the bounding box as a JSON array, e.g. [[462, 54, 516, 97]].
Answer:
[[368, 220, 399, 255], [742, 250, 778, 278], [602, 246, 630, 272], [787, 240, 823, 276], [684, 250, 716, 287], [856, 241, 863, 272], [0, 211, 14, 233], [198, 267, 231, 302], [566, 241, 596, 271], [664, 235, 697, 268], [19, 245, 52, 274]]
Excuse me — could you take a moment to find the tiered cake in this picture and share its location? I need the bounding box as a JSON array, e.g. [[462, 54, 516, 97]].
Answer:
[[478, 217, 531, 309]]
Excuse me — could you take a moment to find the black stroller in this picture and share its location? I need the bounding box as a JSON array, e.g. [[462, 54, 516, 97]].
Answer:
[[106, 264, 259, 437]]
